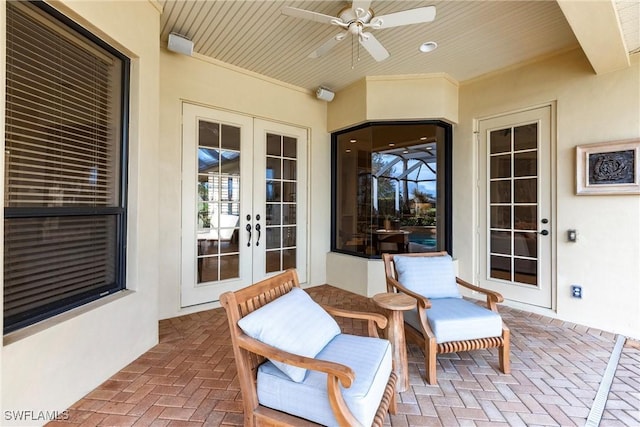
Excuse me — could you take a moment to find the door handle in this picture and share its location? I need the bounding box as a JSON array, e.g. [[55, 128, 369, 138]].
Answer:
[[246, 223, 252, 247], [255, 223, 261, 246], [540, 229, 549, 236]]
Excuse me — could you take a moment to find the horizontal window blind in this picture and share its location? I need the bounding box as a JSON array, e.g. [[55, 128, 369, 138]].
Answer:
[[4, 216, 116, 326], [5, 2, 121, 208], [4, 2, 128, 333]]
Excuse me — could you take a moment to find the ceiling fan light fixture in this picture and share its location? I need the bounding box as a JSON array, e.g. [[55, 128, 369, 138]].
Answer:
[[419, 41, 438, 53]]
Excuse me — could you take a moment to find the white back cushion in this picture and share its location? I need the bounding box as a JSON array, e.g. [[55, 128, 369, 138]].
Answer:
[[237, 287, 341, 382], [393, 254, 461, 299]]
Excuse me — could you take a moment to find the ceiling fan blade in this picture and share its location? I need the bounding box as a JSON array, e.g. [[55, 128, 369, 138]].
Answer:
[[351, 0, 372, 16], [359, 32, 389, 62], [281, 6, 338, 25], [308, 32, 347, 59], [372, 6, 436, 29]]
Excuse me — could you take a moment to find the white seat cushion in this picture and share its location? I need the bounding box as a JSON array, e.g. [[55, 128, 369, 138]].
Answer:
[[404, 298, 503, 344], [257, 334, 392, 427], [393, 255, 461, 299], [237, 287, 341, 382]]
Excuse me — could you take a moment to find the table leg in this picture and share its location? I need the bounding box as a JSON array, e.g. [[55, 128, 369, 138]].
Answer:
[[386, 309, 409, 392]]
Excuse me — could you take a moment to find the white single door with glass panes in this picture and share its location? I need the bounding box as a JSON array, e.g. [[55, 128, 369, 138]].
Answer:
[[181, 104, 307, 307], [477, 105, 553, 309]]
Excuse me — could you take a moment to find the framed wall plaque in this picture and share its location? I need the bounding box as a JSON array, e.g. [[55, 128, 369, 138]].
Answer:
[[576, 139, 640, 195]]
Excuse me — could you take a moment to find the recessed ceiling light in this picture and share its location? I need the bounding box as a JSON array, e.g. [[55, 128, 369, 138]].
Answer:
[[419, 41, 438, 53], [350, 139, 357, 143], [345, 149, 351, 153], [389, 143, 395, 147], [420, 136, 428, 140]]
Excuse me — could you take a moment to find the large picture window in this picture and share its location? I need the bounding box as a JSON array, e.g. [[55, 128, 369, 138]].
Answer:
[[332, 121, 451, 257], [4, 2, 129, 333]]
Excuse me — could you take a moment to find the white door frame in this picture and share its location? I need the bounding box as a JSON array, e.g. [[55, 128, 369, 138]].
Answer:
[[475, 103, 556, 309], [180, 103, 308, 307]]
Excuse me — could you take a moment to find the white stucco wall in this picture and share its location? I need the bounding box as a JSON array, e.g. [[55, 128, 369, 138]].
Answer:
[[1, 0, 161, 422], [157, 52, 331, 320], [327, 74, 459, 132], [457, 49, 640, 338]]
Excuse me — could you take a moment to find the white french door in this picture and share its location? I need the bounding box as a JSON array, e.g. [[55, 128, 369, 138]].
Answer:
[[477, 105, 553, 308], [181, 104, 307, 307]]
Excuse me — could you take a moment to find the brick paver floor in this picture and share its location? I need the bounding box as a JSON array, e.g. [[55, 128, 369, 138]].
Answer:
[[48, 285, 639, 426]]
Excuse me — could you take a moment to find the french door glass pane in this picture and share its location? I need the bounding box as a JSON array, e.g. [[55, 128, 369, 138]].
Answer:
[[266, 204, 281, 225], [490, 155, 511, 178], [490, 206, 511, 229], [199, 122, 219, 148], [490, 181, 511, 203], [514, 151, 537, 176], [282, 205, 296, 225], [220, 151, 240, 178], [283, 137, 297, 158], [514, 178, 537, 203], [265, 133, 297, 273], [221, 125, 240, 150], [514, 124, 538, 151], [491, 231, 511, 255], [490, 255, 511, 280], [489, 124, 539, 286], [490, 129, 511, 154], [514, 206, 537, 230], [197, 119, 240, 284]]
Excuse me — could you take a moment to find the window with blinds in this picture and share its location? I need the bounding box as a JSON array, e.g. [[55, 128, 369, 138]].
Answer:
[[4, 1, 129, 334]]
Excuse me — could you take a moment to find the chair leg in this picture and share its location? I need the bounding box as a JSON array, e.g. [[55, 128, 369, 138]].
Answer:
[[425, 338, 438, 385], [499, 329, 511, 374], [388, 389, 397, 415]]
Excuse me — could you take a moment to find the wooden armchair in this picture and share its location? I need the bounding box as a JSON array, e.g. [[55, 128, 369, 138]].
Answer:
[[382, 252, 510, 385], [220, 269, 397, 426]]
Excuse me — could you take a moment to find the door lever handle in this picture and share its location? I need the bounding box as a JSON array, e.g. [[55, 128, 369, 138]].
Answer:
[[246, 223, 252, 247], [255, 223, 261, 246]]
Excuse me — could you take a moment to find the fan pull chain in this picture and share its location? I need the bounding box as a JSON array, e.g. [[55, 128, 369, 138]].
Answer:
[[351, 34, 355, 69], [351, 34, 361, 69]]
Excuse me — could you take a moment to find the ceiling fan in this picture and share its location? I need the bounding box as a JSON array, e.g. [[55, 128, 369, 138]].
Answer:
[[281, 1, 436, 62]]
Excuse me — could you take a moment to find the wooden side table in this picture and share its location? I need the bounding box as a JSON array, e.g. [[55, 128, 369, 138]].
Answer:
[[372, 292, 416, 392]]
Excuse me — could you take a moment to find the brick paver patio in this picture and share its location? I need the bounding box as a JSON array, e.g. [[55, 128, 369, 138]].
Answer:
[[48, 285, 639, 426]]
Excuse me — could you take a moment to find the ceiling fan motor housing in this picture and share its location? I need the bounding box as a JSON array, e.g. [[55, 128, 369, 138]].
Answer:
[[338, 6, 374, 26]]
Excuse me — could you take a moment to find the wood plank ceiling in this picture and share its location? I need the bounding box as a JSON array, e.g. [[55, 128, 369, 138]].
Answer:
[[158, 1, 636, 92]]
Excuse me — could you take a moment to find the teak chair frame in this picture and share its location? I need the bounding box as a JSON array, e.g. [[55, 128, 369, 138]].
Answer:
[[382, 251, 510, 385], [220, 269, 397, 427]]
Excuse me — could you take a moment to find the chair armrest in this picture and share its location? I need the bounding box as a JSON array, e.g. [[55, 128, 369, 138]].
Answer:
[[386, 276, 431, 310], [386, 276, 438, 342], [321, 305, 387, 337], [237, 334, 364, 426], [456, 277, 504, 311], [236, 334, 355, 388]]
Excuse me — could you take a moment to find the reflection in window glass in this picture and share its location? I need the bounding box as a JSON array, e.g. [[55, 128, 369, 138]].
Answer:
[[265, 133, 298, 273], [332, 122, 451, 257], [197, 120, 241, 284], [488, 123, 539, 286]]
